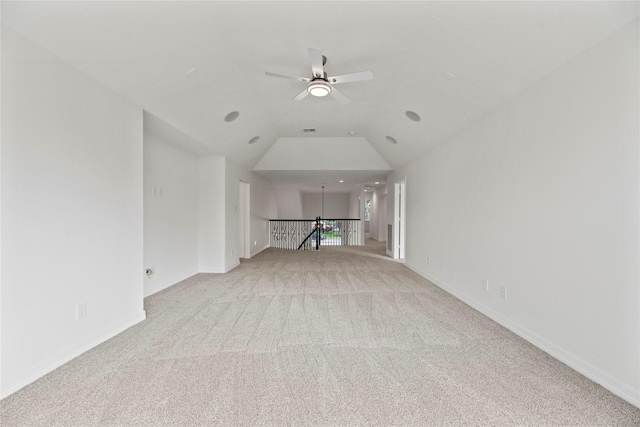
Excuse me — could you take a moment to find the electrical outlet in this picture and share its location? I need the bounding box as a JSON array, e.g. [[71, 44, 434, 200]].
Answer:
[[145, 267, 154, 278], [254, 241, 257, 246], [76, 303, 87, 320], [427, 257, 431, 265], [231, 249, 234, 256], [500, 286, 508, 299], [484, 280, 489, 293]]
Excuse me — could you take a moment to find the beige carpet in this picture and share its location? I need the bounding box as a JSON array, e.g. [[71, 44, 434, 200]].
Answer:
[[2, 239, 639, 426]]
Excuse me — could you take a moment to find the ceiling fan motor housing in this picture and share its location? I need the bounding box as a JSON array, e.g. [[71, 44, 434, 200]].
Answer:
[[265, 48, 373, 104]]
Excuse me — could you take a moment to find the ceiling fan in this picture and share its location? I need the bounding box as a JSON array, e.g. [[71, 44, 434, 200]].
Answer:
[[265, 48, 373, 104]]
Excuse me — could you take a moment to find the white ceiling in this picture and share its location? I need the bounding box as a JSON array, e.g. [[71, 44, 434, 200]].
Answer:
[[2, 1, 638, 192]]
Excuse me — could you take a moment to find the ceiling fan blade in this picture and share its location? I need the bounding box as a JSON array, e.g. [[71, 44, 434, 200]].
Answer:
[[328, 70, 374, 84], [308, 48, 325, 78], [329, 86, 351, 104], [265, 71, 311, 82], [293, 88, 310, 101]]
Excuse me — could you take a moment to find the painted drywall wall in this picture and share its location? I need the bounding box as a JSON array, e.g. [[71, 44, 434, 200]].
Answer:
[[385, 176, 396, 255], [254, 137, 392, 171], [272, 185, 303, 219], [225, 160, 241, 271], [249, 172, 278, 256], [143, 127, 199, 297], [239, 181, 249, 258], [228, 163, 277, 260], [302, 193, 349, 219], [1, 27, 145, 397], [200, 158, 276, 272], [369, 190, 387, 241], [348, 186, 361, 219], [374, 191, 387, 242], [402, 20, 640, 406], [348, 186, 365, 245], [198, 156, 226, 273]]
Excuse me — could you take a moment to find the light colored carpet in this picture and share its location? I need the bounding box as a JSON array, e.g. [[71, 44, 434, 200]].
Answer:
[[2, 239, 639, 426]]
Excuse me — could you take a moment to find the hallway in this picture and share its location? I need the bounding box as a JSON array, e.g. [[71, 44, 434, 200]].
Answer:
[[2, 240, 639, 425]]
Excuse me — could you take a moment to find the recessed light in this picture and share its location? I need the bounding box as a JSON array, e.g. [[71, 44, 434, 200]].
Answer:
[[248, 136, 260, 145], [224, 111, 239, 122], [405, 110, 421, 122], [375, 182, 379, 184], [339, 180, 344, 183], [348, 131, 357, 135], [386, 136, 398, 144]]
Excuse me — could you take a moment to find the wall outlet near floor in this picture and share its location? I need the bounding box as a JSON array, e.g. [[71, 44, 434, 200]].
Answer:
[[254, 241, 257, 246], [500, 286, 508, 299], [76, 303, 87, 320], [145, 267, 154, 278], [427, 256, 431, 265], [484, 280, 490, 293]]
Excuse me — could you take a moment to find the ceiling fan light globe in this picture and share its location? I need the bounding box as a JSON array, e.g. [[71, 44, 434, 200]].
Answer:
[[308, 81, 331, 97]]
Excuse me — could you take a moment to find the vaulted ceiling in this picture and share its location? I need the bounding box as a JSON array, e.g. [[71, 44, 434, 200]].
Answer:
[[2, 1, 638, 192]]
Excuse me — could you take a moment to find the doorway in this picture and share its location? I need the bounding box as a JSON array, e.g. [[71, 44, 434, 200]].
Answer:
[[393, 179, 405, 260]]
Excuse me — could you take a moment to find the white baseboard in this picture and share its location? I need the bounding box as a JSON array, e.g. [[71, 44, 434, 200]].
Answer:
[[250, 245, 268, 258], [144, 270, 198, 297], [1, 310, 146, 399], [405, 261, 640, 409], [225, 261, 240, 272]]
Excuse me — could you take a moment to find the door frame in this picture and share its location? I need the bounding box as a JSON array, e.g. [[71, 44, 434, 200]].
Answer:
[[393, 179, 406, 260]]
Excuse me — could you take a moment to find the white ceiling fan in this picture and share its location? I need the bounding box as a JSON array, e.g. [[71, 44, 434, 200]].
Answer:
[[265, 48, 373, 104]]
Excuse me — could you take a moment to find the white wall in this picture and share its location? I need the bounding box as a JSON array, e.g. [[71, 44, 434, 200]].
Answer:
[[376, 192, 387, 242], [254, 137, 392, 172], [198, 156, 278, 273], [348, 186, 365, 245], [1, 27, 146, 398], [402, 20, 639, 406], [143, 129, 200, 297], [239, 181, 249, 258], [272, 185, 303, 219], [198, 156, 226, 273], [369, 189, 387, 241], [348, 186, 362, 219], [225, 160, 241, 271], [302, 193, 349, 219], [229, 163, 278, 259], [249, 173, 278, 256], [385, 176, 395, 253]]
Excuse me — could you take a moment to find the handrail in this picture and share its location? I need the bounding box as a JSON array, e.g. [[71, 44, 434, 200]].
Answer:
[[297, 227, 318, 250], [269, 219, 317, 222], [269, 217, 361, 250], [271, 218, 361, 221]]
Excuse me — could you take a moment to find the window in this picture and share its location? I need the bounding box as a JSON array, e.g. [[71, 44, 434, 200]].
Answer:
[[364, 199, 371, 221]]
